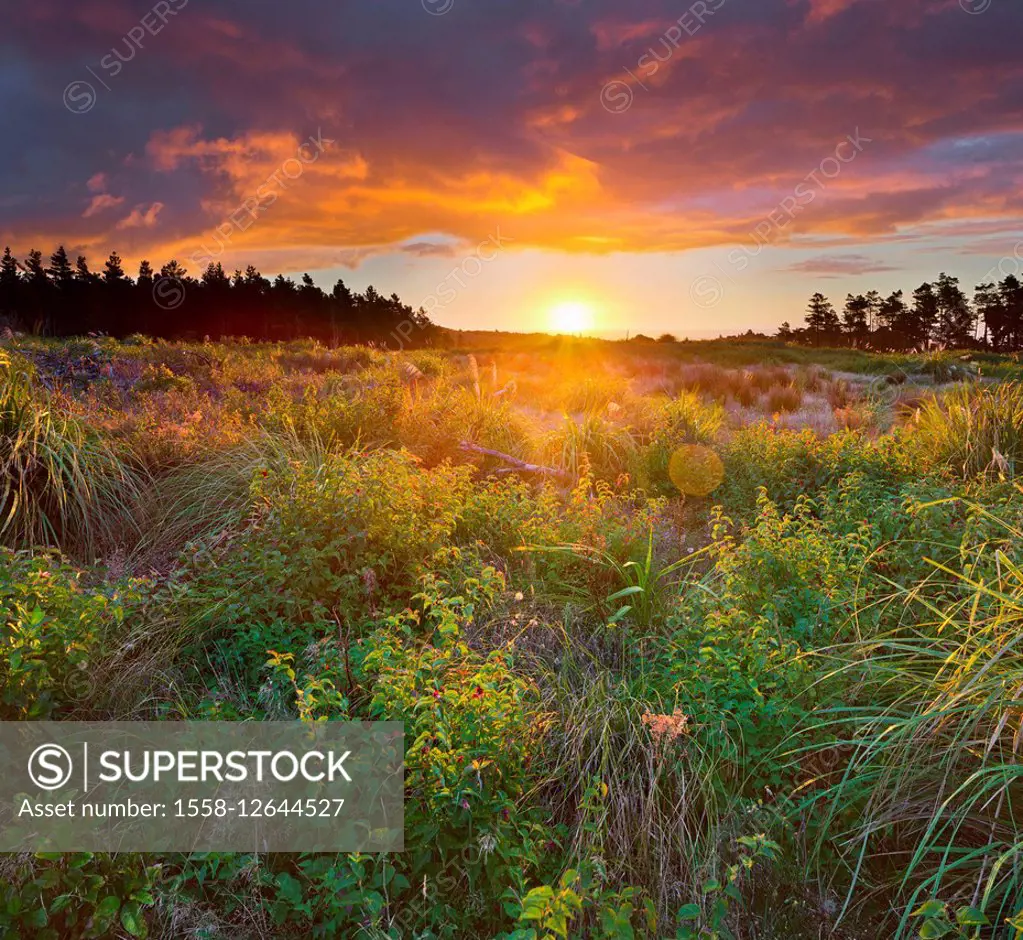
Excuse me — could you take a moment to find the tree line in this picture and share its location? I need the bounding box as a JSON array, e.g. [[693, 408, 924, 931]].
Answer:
[[0, 245, 436, 346], [778, 271, 1023, 350]]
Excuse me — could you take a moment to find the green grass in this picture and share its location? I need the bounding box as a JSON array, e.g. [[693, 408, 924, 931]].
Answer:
[[915, 382, 1023, 479], [0, 350, 141, 557]]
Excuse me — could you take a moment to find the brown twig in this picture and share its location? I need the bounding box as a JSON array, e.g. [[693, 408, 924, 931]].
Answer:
[[458, 441, 571, 480]]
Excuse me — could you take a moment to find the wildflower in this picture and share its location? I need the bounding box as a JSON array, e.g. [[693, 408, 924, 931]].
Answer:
[[514, 591, 524, 602], [460, 798, 470, 810], [472, 685, 484, 699], [478, 833, 497, 856], [642, 708, 691, 744], [432, 689, 442, 700], [361, 568, 378, 595], [501, 808, 510, 821]]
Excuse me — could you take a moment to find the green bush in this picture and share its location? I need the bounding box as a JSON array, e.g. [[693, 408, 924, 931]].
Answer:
[[0, 550, 144, 718]]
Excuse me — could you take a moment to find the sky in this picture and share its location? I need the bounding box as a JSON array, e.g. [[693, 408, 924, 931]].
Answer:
[[3, 0, 1023, 337]]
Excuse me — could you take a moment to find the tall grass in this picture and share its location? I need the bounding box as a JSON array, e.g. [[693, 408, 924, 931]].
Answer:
[[0, 351, 140, 556], [536, 654, 736, 920], [799, 498, 1023, 934], [133, 421, 331, 566], [916, 382, 1023, 479], [546, 413, 637, 479]]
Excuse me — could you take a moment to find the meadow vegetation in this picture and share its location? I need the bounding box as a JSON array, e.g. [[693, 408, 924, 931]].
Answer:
[[2, 333, 1023, 938]]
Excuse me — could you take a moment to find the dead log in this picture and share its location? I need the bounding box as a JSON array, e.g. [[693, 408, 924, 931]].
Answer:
[[458, 441, 571, 480]]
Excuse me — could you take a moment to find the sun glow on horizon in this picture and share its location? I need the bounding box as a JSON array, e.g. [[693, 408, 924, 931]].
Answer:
[[548, 300, 596, 334]]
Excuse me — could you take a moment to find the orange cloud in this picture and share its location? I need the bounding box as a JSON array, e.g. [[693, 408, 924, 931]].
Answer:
[[116, 202, 164, 229]]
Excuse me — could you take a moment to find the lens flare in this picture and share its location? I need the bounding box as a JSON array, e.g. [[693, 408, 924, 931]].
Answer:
[[669, 444, 725, 497]]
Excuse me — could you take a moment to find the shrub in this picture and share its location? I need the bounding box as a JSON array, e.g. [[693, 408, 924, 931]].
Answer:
[[676, 363, 735, 400], [0, 550, 146, 718], [169, 450, 478, 682], [746, 366, 791, 392], [357, 586, 549, 934], [765, 383, 803, 414]]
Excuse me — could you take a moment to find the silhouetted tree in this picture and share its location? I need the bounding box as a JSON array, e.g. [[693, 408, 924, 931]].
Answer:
[[103, 252, 126, 284], [842, 294, 870, 343], [0, 248, 20, 323], [24, 250, 47, 287], [909, 282, 939, 348], [23, 250, 50, 333], [75, 255, 99, 284], [0, 245, 434, 345], [934, 272, 974, 347], [864, 290, 883, 333], [875, 290, 911, 349], [974, 282, 1004, 349], [47, 246, 74, 287], [999, 275, 1023, 351], [805, 292, 839, 346]]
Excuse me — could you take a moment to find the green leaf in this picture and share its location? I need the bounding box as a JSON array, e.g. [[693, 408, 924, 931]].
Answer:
[[93, 895, 121, 920], [24, 906, 48, 928], [91, 894, 121, 931], [120, 901, 147, 938], [912, 901, 946, 918], [955, 906, 989, 927], [519, 886, 554, 921], [276, 872, 304, 908], [49, 895, 74, 914], [677, 903, 701, 921], [918, 918, 952, 939]]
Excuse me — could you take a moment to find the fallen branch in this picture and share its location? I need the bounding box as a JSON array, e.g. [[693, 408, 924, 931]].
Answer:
[[459, 441, 571, 480]]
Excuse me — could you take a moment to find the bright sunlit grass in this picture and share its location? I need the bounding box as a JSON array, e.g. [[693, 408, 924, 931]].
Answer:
[[548, 300, 596, 335]]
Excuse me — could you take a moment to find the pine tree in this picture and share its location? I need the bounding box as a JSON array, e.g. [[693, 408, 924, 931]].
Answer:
[[910, 283, 939, 348], [0, 248, 19, 289], [137, 260, 154, 283], [25, 249, 48, 287], [0, 247, 19, 319], [841, 294, 870, 341], [104, 252, 126, 283], [974, 282, 1005, 349], [805, 292, 839, 345], [75, 255, 98, 284], [863, 290, 882, 333], [48, 246, 74, 286], [934, 272, 974, 347], [999, 276, 1023, 351], [877, 289, 912, 346], [160, 260, 187, 281]]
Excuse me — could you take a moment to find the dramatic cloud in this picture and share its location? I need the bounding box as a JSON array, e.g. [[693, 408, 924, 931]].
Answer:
[[1, 0, 1021, 277]]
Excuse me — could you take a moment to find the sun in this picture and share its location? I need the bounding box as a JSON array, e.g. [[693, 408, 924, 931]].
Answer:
[[549, 300, 596, 334]]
